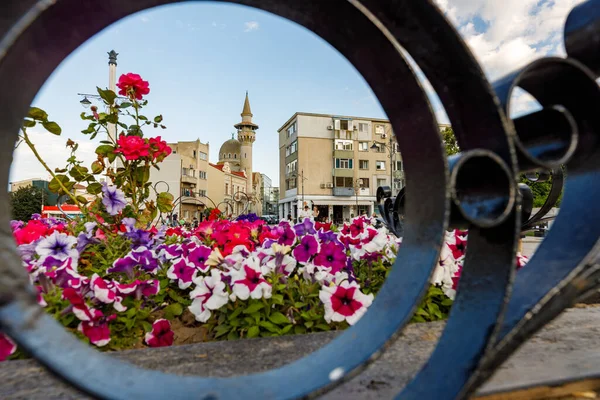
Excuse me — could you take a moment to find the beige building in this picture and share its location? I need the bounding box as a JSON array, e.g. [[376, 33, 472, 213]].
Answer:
[[207, 162, 253, 216], [278, 113, 406, 223]]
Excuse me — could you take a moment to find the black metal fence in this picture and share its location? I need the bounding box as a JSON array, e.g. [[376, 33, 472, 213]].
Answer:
[[0, 1, 599, 399]]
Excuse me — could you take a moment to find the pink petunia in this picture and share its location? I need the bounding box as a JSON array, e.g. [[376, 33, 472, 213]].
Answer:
[[144, 319, 174, 347]]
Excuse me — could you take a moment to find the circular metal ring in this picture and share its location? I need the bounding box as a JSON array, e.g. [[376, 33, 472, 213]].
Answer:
[[0, 1, 521, 400]]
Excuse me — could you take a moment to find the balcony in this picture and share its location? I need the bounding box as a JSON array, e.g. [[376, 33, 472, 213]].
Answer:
[[333, 187, 354, 196], [181, 175, 196, 185], [333, 150, 354, 159]]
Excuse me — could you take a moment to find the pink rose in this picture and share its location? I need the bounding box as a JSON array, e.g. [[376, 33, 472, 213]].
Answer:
[[116, 73, 150, 100], [114, 134, 150, 161]]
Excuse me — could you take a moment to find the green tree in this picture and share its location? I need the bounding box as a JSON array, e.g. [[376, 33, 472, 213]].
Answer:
[[441, 126, 460, 156], [520, 174, 562, 208], [10, 185, 44, 222]]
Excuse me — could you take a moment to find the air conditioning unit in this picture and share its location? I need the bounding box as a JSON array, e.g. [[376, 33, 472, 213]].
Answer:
[[327, 125, 334, 130], [326, 183, 334, 188], [353, 125, 358, 130], [189, 164, 194, 169], [320, 183, 326, 189], [381, 133, 387, 139]]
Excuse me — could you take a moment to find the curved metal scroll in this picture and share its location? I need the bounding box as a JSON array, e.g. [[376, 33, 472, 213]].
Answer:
[[0, 1, 599, 400]]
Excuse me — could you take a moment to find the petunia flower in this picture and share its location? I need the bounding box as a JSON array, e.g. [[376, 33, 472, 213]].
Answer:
[[167, 259, 197, 289], [294, 218, 316, 237], [0, 334, 17, 361], [90, 274, 126, 311], [189, 269, 229, 322], [78, 316, 115, 347], [292, 235, 320, 264], [319, 281, 373, 325], [230, 257, 272, 300], [314, 242, 347, 274], [35, 231, 78, 263], [101, 182, 127, 216], [144, 319, 174, 348], [185, 245, 213, 273]]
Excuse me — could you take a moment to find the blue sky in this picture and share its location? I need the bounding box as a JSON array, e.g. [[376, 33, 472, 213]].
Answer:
[[11, 0, 582, 187]]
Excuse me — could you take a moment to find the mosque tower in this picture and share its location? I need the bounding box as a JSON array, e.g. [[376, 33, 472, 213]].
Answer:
[[234, 92, 258, 194]]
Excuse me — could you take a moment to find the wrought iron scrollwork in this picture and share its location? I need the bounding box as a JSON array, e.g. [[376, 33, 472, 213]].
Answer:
[[1, 1, 600, 399]]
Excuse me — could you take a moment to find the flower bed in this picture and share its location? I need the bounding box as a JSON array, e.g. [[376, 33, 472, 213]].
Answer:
[[5, 72, 528, 361], [3, 213, 528, 360]]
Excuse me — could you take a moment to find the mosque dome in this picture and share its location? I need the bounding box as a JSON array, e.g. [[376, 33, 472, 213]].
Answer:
[[218, 137, 241, 164]]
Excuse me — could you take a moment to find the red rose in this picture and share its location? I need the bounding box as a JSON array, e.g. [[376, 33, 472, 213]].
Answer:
[[114, 134, 150, 161], [116, 73, 150, 100], [148, 136, 172, 161]]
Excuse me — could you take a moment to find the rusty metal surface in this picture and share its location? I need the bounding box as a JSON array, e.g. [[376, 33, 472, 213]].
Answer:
[[0, 0, 599, 399]]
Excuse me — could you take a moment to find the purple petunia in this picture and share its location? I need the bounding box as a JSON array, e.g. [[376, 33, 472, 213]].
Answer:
[[108, 247, 159, 278], [35, 231, 78, 263], [185, 245, 212, 273], [294, 218, 316, 237], [292, 235, 320, 264], [101, 182, 127, 216], [314, 242, 347, 273]]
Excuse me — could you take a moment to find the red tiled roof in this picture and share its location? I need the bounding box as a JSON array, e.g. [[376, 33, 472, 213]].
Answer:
[[209, 163, 247, 179], [232, 171, 246, 178], [210, 163, 224, 171]]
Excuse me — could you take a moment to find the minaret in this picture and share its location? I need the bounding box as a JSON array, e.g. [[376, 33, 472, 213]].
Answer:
[[107, 50, 118, 143], [235, 91, 258, 195]]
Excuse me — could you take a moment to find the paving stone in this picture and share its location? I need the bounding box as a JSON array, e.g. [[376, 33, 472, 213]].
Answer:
[[0, 307, 599, 399]]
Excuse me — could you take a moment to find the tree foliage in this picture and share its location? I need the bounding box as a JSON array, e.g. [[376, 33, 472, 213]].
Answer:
[[10, 185, 44, 222], [441, 127, 460, 156]]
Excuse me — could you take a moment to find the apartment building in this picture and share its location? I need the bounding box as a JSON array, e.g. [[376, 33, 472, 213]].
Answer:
[[278, 113, 405, 223]]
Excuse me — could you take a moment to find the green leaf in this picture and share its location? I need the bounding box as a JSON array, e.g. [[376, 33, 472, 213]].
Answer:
[[315, 324, 331, 331], [163, 303, 183, 320], [75, 195, 89, 204], [95, 145, 115, 156], [243, 302, 264, 314], [227, 307, 243, 321], [97, 87, 117, 105], [135, 166, 151, 185], [304, 321, 314, 328], [86, 182, 102, 195], [22, 119, 36, 128], [214, 325, 231, 338], [247, 326, 260, 338], [156, 191, 174, 213], [69, 166, 89, 182], [271, 294, 284, 305], [268, 312, 289, 326], [154, 115, 163, 123], [258, 321, 279, 333], [227, 330, 240, 340], [119, 102, 132, 109], [141, 321, 153, 332], [294, 325, 306, 334], [91, 161, 104, 175], [28, 107, 48, 121], [42, 121, 62, 135], [48, 175, 70, 194], [280, 324, 294, 334]]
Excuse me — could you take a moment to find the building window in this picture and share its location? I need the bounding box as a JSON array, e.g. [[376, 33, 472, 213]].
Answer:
[[245, 153, 247, 158], [199, 171, 207, 179], [375, 124, 385, 135], [359, 160, 369, 170], [286, 178, 297, 190], [376, 161, 386, 170], [394, 160, 403, 171], [198, 189, 207, 197], [234, 154, 237, 159], [184, 210, 189, 219], [377, 178, 387, 188], [373, 143, 385, 153], [358, 123, 369, 133], [286, 122, 297, 138], [286, 160, 298, 175], [358, 142, 368, 151], [335, 119, 350, 130], [359, 177, 370, 188], [182, 167, 189, 176], [193, 150, 197, 158], [199, 152, 207, 160], [335, 177, 354, 187], [225, 183, 229, 195], [335, 158, 353, 169], [285, 140, 298, 157], [334, 140, 353, 151]]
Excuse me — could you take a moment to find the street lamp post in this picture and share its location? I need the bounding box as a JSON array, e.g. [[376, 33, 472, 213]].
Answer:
[[371, 132, 396, 195], [292, 169, 308, 212], [353, 178, 362, 216]]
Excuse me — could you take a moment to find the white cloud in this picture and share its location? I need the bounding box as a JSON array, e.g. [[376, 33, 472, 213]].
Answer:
[[10, 130, 98, 184], [244, 21, 260, 32], [434, 0, 585, 80]]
